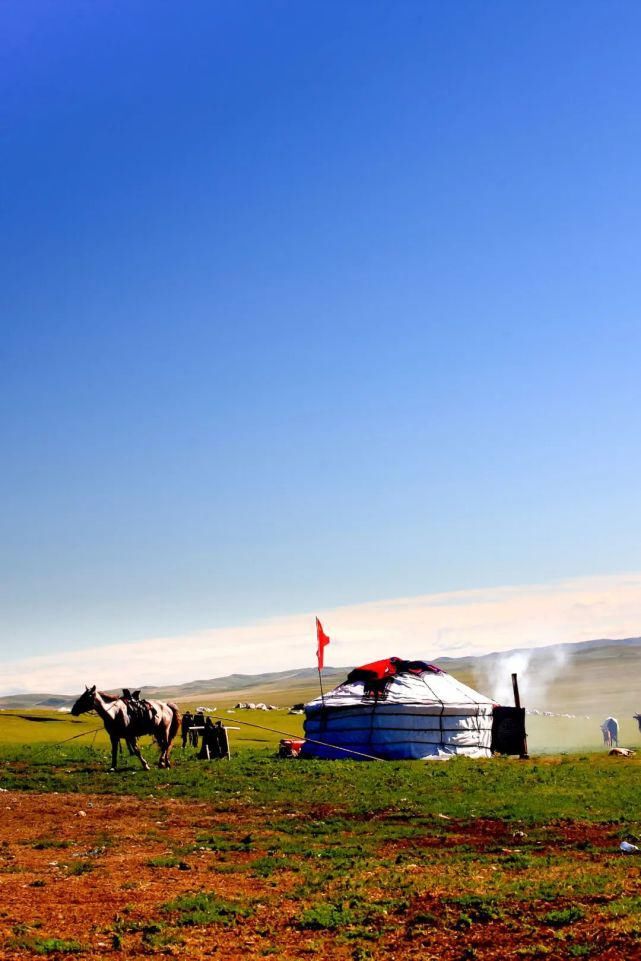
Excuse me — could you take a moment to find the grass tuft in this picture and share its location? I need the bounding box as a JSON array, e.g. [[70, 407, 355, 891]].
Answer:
[[542, 906, 585, 927], [12, 937, 87, 955], [162, 891, 251, 926]]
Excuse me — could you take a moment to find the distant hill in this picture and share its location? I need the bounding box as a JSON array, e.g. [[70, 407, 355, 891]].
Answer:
[[0, 693, 75, 710], [0, 666, 349, 710], [437, 636, 641, 717], [2, 637, 640, 716], [141, 666, 349, 700]]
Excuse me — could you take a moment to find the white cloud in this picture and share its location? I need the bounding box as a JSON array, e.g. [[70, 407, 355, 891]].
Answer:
[[2, 571, 641, 695]]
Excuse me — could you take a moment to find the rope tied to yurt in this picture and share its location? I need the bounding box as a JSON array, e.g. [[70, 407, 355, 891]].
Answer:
[[228, 714, 384, 761]]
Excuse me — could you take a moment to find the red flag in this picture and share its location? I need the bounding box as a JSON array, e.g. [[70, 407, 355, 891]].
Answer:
[[316, 617, 330, 670]]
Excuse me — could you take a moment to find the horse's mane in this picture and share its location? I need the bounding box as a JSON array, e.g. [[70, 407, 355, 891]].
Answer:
[[97, 691, 122, 702]]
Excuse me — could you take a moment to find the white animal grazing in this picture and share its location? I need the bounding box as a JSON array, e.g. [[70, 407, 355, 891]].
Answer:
[[600, 716, 619, 748]]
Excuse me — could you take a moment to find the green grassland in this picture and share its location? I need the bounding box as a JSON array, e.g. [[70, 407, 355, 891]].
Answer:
[[3, 725, 641, 958], [1, 741, 641, 824], [2, 702, 641, 757], [0, 708, 304, 751], [1, 700, 639, 823]]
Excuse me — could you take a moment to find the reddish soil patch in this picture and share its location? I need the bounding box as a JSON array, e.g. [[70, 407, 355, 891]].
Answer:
[[0, 792, 335, 960], [1, 793, 640, 961]]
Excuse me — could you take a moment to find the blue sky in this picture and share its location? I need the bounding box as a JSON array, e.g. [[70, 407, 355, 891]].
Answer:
[[2, 1, 641, 673]]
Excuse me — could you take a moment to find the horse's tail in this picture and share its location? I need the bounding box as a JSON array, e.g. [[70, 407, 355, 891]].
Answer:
[[167, 702, 181, 745]]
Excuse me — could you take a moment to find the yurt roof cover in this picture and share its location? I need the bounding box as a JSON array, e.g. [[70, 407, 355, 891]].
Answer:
[[305, 656, 494, 712]]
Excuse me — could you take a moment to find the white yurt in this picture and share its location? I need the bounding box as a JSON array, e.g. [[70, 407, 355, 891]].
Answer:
[[302, 657, 495, 760]]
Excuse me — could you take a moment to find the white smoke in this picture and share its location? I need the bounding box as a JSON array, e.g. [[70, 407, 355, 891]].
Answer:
[[475, 646, 571, 711]]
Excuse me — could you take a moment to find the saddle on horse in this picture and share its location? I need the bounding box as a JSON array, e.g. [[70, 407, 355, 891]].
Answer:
[[122, 689, 158, 730]]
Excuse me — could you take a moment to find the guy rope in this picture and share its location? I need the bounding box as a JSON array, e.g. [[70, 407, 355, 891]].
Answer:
[[27, 725, 104, 759], [224, 714, 384, 761], [29, 716, 382, 763]]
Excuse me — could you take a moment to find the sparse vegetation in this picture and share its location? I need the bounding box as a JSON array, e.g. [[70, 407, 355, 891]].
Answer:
[[64, 860, 93, 876], [162, 891, 252, 926], [2, 741, 641, 959], [298, 903, 357, 930], [542, 907, 585, 927], [146, 854, 182, 869], [11, 937, 87, 954]]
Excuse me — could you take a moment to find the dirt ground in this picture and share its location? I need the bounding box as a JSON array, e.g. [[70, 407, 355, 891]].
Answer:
[[1, 791, 641, 960]]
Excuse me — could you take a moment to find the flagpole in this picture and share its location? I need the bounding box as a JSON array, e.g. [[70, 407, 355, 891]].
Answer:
[[315, 617, 327, 710], [317, 659, 326, 709]]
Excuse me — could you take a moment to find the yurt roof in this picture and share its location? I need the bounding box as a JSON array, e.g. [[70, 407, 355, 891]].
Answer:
[[305, 656, 494, 713]]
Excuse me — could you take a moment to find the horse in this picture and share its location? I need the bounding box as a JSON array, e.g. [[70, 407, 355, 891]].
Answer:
[[600, 716, 619, 748], [71, 686, 181, 771]]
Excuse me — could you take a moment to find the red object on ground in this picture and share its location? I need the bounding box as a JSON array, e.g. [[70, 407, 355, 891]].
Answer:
[[316, 617, 330, 669], [279, 739, 305, 758]]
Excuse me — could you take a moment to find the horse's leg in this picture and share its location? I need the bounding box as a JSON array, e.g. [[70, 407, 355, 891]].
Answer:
[[156, 724, 172, 768], [110, 735, 119, 771], [128, 738, 150, 771], [164, 723, 174, 768]]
